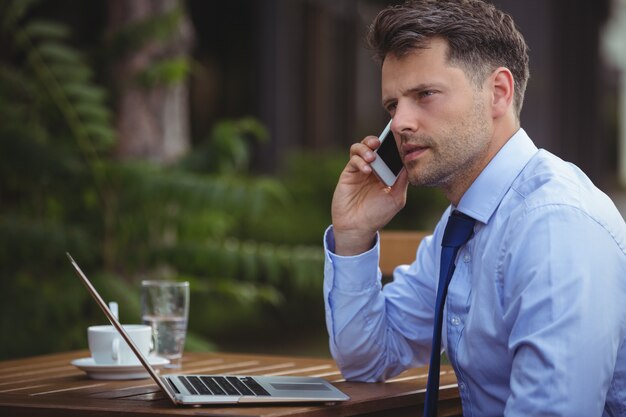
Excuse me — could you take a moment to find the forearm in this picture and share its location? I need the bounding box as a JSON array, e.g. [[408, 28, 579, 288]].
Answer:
[[323, 226, 429, 381], [325, 278, 416, 381]]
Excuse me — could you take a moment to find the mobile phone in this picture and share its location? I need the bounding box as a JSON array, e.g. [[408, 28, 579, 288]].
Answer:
[[370, 120, 403, 187]]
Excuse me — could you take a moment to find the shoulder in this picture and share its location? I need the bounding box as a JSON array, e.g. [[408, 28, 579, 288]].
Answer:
[[508, 149, 626, 253], [493, 152, 626, 307]]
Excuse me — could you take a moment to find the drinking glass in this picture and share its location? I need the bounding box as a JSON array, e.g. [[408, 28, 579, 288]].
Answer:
[[140, 280, 189, 368]]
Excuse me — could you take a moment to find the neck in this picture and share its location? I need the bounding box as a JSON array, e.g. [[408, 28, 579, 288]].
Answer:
[[444, 116, 519, 206]]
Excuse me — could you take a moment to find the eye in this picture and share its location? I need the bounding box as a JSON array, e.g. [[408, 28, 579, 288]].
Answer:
[[419, 90, 437, 99], [384, 101, 397, 114]]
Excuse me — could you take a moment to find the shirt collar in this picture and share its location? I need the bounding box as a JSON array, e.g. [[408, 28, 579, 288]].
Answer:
[[456, 128, 538, 224]]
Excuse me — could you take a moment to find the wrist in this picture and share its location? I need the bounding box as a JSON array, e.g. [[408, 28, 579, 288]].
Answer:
[[332, 227, 377, 256]]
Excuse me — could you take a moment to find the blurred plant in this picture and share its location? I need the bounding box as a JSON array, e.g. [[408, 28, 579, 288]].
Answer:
[[247, 150, 448, 246], [106, 0, 194, 163], [0, 0, 324, 360], [184, 117, 270, 175]]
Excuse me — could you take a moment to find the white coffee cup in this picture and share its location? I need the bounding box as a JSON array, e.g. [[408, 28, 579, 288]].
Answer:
[[88, 324, 152, 365]]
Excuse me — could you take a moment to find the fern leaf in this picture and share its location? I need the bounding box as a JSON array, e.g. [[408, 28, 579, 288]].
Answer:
[[23, 20, 69, 40], [0, 0, 41, 32], [35, 41, 82, 65], [82, 123, 116, 145], [61, 83, 107, 103], [0, 216, 92, 267], [236, 117, 270, 142], [73, 103, 112, 124], [48, 63, 93, 82]]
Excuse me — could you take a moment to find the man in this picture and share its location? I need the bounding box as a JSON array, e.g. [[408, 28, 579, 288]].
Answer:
[[323, 0, 626, 416]]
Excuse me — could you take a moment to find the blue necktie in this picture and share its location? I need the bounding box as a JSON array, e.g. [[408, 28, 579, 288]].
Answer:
[[423, 210, 476, 417]]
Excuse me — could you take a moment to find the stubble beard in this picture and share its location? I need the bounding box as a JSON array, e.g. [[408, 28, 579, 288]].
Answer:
[[402, 100, 491, 192]]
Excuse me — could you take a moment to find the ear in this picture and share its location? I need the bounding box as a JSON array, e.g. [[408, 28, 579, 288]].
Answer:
[[489, 67, 514, 119]]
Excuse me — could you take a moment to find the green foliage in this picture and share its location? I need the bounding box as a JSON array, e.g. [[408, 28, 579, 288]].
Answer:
[[247, 150, 448, 246], [11, 14, 115, 160], [184, 118, 270, 175], [0, 0, 448, 361], [137, 57, 191, 88], [0, 0, 324, 360], [108, 6, 185, 58], [108, 4, 190, 89]]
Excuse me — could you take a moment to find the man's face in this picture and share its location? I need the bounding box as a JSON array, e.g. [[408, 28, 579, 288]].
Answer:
[[381, 38, 494, 193]]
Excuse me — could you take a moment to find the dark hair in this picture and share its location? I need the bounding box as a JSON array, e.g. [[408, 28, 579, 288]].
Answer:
[[367, 0, 530, 118]]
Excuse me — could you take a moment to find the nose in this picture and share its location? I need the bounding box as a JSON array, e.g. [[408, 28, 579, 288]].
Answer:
[[390, 103, 418, 137]]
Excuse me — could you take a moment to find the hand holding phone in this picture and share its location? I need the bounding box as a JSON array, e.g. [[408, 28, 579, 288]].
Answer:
[[331, 119, 407, 255], [370, 120, 403, 187]]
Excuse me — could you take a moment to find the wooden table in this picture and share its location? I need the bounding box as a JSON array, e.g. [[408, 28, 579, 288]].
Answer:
[[0, 350, 462, 417]]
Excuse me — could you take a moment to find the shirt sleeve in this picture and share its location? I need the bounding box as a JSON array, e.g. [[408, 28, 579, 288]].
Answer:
[[501, 204, 626, 416], [323, 225, 441, 382]]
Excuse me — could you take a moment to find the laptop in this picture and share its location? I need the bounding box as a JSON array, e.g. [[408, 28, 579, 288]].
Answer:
[[67, 253, 350, 405]]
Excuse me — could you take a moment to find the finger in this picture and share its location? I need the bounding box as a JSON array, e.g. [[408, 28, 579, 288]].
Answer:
[[346, 153, 373, 174], [392, 168, 409, 194], [361, 136, 381, 150], [349, 142, 377, 163], [386, 169, 409, 206]]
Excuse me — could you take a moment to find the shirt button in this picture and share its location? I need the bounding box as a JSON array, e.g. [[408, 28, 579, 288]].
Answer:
[[463, 254, 471, 263], [451, 316, 462, 326], [459, 382, 466, 390]]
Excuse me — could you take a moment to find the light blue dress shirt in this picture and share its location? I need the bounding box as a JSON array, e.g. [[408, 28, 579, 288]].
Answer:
[[324, 129, 626, 416]]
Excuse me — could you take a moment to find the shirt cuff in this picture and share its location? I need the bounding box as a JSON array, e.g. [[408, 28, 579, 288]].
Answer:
[[323, 225, 380, 292]]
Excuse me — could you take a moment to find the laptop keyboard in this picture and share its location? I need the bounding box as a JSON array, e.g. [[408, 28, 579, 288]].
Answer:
[[175, 375, 271, 396]]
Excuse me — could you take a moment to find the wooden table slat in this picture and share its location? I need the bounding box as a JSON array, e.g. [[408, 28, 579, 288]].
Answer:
[[0, 350, 463, 417]]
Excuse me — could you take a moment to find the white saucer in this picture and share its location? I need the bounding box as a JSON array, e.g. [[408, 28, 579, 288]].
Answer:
[[71, 356, 170, 380]]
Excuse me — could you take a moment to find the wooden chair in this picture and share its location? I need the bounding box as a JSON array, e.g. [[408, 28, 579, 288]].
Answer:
[[379, 230, 429, 276]]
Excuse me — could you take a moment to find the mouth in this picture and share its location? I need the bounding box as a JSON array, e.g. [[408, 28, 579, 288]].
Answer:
[[401, 143, 429, 163]]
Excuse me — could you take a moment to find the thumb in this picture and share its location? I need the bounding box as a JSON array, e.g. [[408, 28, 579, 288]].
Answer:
[[390, 168, 409, 196]]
